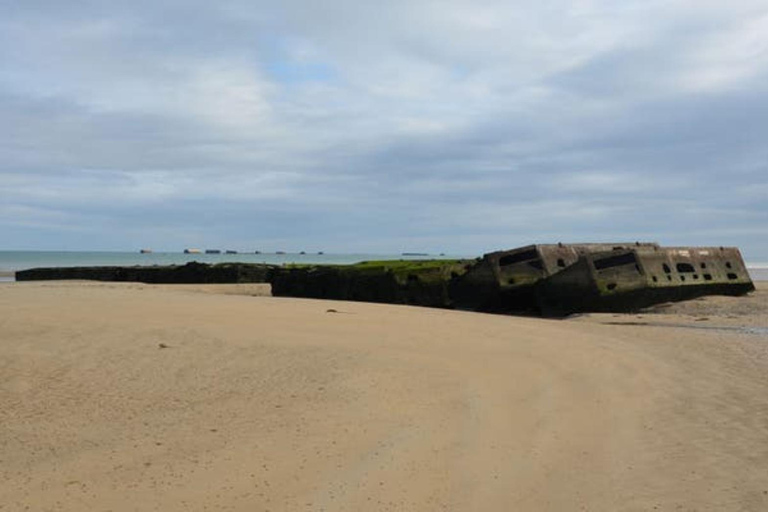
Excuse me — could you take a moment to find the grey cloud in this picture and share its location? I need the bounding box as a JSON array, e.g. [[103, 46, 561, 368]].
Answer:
[[1, 1, 767, 258]]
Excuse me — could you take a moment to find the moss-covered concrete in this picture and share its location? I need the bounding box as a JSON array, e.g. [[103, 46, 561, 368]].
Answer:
[[270, 259, 472, 307], [15, 262, 274, 284]]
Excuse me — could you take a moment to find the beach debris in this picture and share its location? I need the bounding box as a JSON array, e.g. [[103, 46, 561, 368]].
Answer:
[[158, 343, 170, 349]]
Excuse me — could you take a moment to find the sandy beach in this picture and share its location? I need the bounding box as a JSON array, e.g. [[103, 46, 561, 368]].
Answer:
[[1, 281, 767, 511]]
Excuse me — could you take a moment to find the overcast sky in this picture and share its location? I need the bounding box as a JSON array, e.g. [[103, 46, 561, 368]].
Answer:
[[2, 1, 767, 258]]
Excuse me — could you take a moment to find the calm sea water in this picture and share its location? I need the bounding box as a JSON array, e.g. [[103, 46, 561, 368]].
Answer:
[[750, 267, 768, 281], [0, 251, 766, 282]]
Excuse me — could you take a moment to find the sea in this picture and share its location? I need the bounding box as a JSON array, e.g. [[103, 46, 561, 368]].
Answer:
[[0, 251, 465, 282], [1, 251, 766, 282]]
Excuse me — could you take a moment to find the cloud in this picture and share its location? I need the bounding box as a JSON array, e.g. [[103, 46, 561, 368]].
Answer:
[[1, 0, 767, 258]]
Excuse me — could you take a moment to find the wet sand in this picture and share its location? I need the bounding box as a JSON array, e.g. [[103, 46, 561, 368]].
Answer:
[[1, 281, 767, 511]]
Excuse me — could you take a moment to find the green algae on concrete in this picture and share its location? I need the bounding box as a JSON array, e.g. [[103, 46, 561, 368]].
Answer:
[[16, 261, 274, 284], [270, 259, 474, 307]]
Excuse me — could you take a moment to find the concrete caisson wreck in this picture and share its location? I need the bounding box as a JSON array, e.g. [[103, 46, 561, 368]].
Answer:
[[14, 243, 755, 316], [534, 245, 755, 316], [450, 242, 754, 315], [449, 242, 660, 313]]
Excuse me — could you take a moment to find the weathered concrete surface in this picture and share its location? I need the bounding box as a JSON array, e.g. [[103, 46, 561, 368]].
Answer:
[[15, 262, 274, 284], [270, 260, 472, 308], [449, 242, 659, 313], [15, 259, 473, 309], [535, 246, 755, 316]]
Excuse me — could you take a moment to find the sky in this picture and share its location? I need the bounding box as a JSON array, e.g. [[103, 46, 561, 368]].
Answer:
[[2, 1, 767, 259]]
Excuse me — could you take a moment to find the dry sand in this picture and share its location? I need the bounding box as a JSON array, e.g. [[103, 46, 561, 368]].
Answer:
[[1, 281, 767, 511]]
